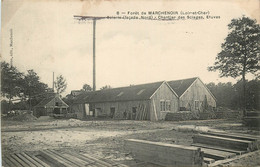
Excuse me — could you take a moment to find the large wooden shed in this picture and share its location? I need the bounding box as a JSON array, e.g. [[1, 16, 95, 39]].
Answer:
[[168, 77, 216, 112], [73, 81, 178, 121]]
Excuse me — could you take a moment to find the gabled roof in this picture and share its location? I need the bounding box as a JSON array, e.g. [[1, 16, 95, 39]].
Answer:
[[34, 95, 69, 108], [74, 81, 165, 104], [167, 77, 198, 97]]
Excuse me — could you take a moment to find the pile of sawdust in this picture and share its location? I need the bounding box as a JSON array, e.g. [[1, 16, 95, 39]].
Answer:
[[12, 113, 37, 121]]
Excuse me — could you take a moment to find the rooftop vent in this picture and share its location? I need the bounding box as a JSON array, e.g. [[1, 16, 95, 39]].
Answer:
[[137, 89, 145, 95], [117, 92, 124, 97]]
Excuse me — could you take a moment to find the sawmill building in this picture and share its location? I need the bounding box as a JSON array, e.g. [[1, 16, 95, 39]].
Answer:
[[72, 77, 216, 121]]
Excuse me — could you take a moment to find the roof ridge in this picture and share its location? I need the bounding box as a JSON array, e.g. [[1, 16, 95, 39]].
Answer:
[[92, 81, 165, 93], [168, 77, 198, 82]]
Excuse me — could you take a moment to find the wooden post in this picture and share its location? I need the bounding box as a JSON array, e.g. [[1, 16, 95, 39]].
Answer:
[[53, 72, 55, 92], [93, 19, 96, 91]]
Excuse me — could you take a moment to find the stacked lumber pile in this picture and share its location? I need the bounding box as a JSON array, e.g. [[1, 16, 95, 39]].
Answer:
[[243, 111, 260, 127], [125, 139, 203, 166], [3, 149, 128, 167], [164, 111, 196, 121], [215, 110, 243, 119], [164, 111, 217, 121], [192, 131, 260, 165], [134, 104, 148, 120]]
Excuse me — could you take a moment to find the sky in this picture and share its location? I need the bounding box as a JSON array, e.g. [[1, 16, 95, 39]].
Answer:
[[1, 0, 260, 96]]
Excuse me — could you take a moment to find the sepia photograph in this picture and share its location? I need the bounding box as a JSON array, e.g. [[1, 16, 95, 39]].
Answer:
[[1, 0, 260, 166]]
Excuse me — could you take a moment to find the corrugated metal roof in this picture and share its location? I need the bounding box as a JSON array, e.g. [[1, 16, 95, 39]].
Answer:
[[74, 81, 164, 104], [167, 77, 198, 96]]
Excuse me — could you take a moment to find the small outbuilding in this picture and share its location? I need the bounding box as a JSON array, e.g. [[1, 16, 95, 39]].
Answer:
[[33, 94, 69, 117]]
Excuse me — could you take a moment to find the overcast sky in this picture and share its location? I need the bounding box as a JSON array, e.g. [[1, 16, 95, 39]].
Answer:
[[2, 0, 260, 96]]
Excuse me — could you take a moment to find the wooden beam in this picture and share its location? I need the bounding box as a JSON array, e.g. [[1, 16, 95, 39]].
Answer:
[[196, 147, 236, 160], [191, 143, 246, 155], [15, 153, 37, 167], [3, 156, 16, 167], [201, 131, 259, 141], [20, 152, 45, 167], [125, 139, 203, 166], [11, 154, 29, 167], [66, 151, 95, 164], [193, 134, 253, 151], [39, 150, 67, 167], [29, 154, 51, 167], [204, 157, 215, 164]]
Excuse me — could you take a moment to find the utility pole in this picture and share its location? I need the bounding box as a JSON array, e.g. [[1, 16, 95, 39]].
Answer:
[[74, 16, 106, 91], [74, 15, 175, 92], [93, 19, 96, 91]]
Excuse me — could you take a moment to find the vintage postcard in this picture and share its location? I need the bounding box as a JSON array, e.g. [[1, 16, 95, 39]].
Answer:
[[1, 0, 260, 166]]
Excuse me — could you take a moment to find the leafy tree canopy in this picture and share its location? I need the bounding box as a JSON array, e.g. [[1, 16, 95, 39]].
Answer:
[[1, 61, 24, 99], [23, 69, 48, 98], [54, 75, 67, 94], [82, 84, 92, 92], [208, 16, 260, 113], [100, 85, 112, 90], [208, 16, 260, 78]]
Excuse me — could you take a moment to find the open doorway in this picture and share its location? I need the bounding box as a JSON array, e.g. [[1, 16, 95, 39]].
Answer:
[[110, 107, 115, 118]]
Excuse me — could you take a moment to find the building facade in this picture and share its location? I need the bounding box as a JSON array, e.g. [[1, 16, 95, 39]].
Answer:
[[73, 77, 216, 121]]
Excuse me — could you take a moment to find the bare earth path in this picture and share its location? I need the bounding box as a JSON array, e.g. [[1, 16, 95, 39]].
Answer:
[[1, 118, 260, 166]]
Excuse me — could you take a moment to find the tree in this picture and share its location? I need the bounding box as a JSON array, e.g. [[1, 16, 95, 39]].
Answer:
[[206, 82, 237, 109], [23, 69, 48, 108], [1, 61, 24, 99], [23, 70, 48, 96], [54, 75, 67, 94], [100, 85, 112, 90], [1, 61, 24, 111], [208, 16, 260, 114], [82, 84, 92, 92]]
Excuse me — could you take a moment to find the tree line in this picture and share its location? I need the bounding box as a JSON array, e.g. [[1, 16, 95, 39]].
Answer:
[[1, 61, 67, 112], [206, 79, 259, 110]]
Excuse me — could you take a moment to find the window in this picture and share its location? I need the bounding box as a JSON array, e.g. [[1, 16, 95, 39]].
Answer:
[[55, 102, 59, 106], [160, 100, 171, 111], [160, 101, 165, 111], [194, 100, 199, 110], [166, 100, 171, 111]]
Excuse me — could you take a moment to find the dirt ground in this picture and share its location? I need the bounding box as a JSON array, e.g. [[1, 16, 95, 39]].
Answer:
[[1, 117, 260, 166]]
